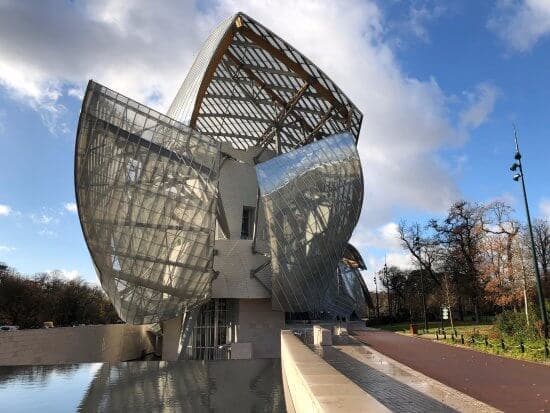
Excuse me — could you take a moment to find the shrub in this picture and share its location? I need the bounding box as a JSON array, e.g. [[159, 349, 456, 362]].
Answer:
[[494, 305, 541, 341]]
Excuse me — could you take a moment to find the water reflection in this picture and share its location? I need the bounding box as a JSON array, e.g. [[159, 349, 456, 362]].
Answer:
[[0, 360, 285, 412]]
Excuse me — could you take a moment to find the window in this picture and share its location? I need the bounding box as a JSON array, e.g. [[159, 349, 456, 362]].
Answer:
[[241, 206, 255, 240]]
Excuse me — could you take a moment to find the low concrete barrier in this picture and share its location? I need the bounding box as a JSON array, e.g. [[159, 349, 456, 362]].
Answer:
[[281, 330, 389, 412], [313, 325, 332, 346], [332, 324, 349, 337], [0, 324, 154, 365]]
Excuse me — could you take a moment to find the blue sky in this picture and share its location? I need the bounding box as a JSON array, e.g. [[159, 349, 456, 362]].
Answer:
[[0, 0, 548, 286]]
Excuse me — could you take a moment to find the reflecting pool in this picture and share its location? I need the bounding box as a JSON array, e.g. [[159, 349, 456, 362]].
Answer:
[[0, 359, 285, 412]]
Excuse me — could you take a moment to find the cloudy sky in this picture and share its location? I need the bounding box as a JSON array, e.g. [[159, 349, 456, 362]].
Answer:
[[0, 0, 548, 287]]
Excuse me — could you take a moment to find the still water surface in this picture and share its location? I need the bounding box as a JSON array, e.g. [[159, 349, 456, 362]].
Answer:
[[0, 359, 285, 412]]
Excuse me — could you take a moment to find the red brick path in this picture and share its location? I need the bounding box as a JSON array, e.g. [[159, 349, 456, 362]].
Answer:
[[352, 329, 550, 412]]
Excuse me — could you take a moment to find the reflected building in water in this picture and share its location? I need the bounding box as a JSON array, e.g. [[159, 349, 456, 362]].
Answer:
[[0, 361, 285, 412], [74, 12, 372, 361]]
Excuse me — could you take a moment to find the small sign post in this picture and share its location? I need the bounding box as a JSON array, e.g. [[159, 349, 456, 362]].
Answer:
[[442, 306, 449, 320]]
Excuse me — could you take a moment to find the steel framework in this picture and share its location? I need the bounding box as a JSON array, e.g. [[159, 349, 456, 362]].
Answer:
[[168, 13, 362, 155]]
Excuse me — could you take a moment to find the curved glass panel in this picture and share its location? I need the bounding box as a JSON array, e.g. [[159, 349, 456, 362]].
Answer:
[[167, 14, 235, 123], [256, 133, 363, 312], [75, 81, 220, 324], [168, 12, 363, 153]]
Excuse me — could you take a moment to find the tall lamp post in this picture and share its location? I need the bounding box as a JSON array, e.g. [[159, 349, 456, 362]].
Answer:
[[383, 260, 391, 325], [414, 236, 429, 333], [510, 130, 548, 339], [374, 275, 380, 319]]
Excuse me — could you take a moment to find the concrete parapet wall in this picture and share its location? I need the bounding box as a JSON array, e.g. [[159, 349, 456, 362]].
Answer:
[[281, 330, 389, 413], [238, 298, 284, 358], [332, 324, 349, 337], [313, 325, 333, 346], [0, 324, 154, 365]]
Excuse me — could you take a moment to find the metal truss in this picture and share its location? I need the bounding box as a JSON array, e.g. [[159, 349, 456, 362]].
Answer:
[[168, 12, 363, 154]]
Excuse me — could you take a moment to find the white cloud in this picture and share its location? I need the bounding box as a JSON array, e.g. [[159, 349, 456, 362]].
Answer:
[[64, 202, 78, 213], [352, 221, 402, 250], [366, 251, 415, 274], [540, 198, 550, 219], [406, 2, 448, 42], [0, 0, 214, 132], [0, 110, 5, 134], [38, 229, 57, 238], [459, 83, 499, 130], [0, 0, 498, 261], [488, 0, 550, 52], [31, 212, 56, 225], [0, 245, 15, 253], [0, 204, 11, 216]]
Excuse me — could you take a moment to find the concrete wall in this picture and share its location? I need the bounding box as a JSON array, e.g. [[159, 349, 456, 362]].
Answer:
[[313, 325, 333, 346], [238, 298, 285, 358], [161, 314, 183, 361], [213, 239, 271, 298], [213, 145, 274, 299], [280, 330, 389, 412], [0, 324, 154, 365]]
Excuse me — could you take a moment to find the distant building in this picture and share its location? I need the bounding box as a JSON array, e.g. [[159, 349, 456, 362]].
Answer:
[[75, 12, 371, 361]]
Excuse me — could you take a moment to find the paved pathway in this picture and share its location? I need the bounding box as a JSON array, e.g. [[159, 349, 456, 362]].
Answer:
[[313, 335, 495, 413], [351, 328, 550, 412]]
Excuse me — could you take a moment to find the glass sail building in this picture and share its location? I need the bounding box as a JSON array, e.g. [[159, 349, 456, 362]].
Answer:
[[75, 12, 372, 360]]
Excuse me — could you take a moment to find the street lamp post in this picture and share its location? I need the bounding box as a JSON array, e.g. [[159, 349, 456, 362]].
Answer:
[[510, 130, 548, 339], [374, 275, 380, 319], [414, 236, 429, 333], [383, 261, 391, 325]]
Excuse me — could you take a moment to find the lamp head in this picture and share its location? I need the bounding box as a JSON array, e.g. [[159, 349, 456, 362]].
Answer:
[[510, 163, 518, 171], [514, 151, 521, 161], [513, 173, 522, 181]]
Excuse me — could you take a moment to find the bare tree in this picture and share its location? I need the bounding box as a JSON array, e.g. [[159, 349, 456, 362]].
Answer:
[[434, 201, 486, 323], [398, 221, 442, 286], [481, 201, 525, 310]]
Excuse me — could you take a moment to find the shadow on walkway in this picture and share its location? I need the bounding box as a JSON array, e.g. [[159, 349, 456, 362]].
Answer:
[[315, 345, 457, 413]]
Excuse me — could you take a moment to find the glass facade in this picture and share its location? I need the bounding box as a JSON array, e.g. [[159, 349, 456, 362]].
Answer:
[[75, 81, 220, 324], [75, 12, 371, 334], [256, 133, 363, 313]]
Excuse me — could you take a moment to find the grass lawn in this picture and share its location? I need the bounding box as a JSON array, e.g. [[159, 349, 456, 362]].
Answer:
[[375, 320, 549, 364], [377, 320, 493, 335]]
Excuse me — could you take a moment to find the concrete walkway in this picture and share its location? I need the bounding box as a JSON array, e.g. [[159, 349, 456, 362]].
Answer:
[[351, 328, 550, 412], [313, 335, 495, 413]]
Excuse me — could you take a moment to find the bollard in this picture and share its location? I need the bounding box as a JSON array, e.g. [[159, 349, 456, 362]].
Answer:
[[520, 341, 525, 353], [545, 341, 549, 358], [484, 336, 488, 347], [470, 335, 475, 344], [436, 332, 439, 340], [501, 339, 505, 350], [443, 331, 446, 340], [461, 334, 464, 345]]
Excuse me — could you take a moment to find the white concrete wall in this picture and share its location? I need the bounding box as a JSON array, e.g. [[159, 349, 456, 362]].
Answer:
[[238, 298, 284, 359], [213, 239, 271, 298], [161, 313, 183, 361], [213, 145, 274, 299], [0, 324, 154, 365], [280, 330, 389, 413]]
